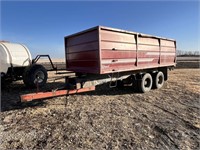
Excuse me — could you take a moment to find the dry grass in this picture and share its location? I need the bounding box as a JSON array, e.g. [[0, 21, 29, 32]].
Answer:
[[0, 69, 200, 149]]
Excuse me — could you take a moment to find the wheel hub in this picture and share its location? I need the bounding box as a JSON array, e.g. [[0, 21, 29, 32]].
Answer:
[[34, 71, 45, 83]]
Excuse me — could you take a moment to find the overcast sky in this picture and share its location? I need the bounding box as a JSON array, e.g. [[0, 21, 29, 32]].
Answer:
[[1, 1, 199, 58]]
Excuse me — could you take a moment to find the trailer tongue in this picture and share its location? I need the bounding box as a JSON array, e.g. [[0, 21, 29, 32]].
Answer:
[[20, 86, 95, 102]]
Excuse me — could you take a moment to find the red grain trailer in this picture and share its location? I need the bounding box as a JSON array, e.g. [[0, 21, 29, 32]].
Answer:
[[65, 26, 176, 74], [21, 26, 176, 102]]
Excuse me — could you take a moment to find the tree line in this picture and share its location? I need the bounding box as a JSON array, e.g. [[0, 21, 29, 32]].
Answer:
[[177, 50, 200, 57]]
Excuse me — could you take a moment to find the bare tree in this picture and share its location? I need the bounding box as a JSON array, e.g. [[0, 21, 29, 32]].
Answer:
[[177, 50, 200, 57]]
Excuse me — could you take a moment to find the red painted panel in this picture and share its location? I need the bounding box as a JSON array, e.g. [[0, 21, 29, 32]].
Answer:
[[138, 58, 159, 65], [67, 41, 99, 53], [101, 41, 136, 50], [161, 39, 175, 47], [102, 62, 136, 72], [101, 50, 136, 59], [67, 30, 98, 47], [65, 26, 176, 74], [160, 56, 175, 64], [138, 45, 159, 51], [68, 60, 99, 68], [137, 51, 159, 58], [67, 51, 98, 60], [160, 52, 176, 58], [67, 60, 100, 74], [138, 37, 159, 46], [65, 28, 100, 73], [161, 47, 176, 52], [67, 67, 99, 74], [101, 29, 136, 43]]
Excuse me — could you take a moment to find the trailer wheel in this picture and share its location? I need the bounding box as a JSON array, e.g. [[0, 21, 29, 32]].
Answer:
[[23, 64, 48, 88], [138, 73, 152, 93], [153, 71, 164, 89]]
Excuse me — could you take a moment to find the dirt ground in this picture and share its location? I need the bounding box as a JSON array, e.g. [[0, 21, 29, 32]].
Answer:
[[0, 69, 200, 150]]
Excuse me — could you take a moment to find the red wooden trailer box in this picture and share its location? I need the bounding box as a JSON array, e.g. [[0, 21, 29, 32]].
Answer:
[[65, 26, 176, 74]]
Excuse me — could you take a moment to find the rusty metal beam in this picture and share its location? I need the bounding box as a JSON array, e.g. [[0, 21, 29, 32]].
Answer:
[[20, 86, 95, 102]]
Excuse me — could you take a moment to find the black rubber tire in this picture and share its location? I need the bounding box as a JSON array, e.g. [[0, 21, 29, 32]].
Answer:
[[153, 71, 164, 89], [138, 73, 152, 93], [117, 80, 124, 89], [23, 64, 48, 88]]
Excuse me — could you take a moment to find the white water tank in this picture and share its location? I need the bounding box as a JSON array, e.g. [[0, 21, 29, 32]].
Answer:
[[0, 41, 32, 74]]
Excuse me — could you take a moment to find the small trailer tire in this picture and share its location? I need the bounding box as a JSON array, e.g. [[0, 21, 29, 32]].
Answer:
[[153, 71, 164, 89], [23, 64, 48, 88], [138, 73, 152, 93]]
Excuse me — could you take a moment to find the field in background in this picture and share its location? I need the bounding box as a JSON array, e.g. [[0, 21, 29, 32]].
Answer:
[[176, 57, 199, 68]]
